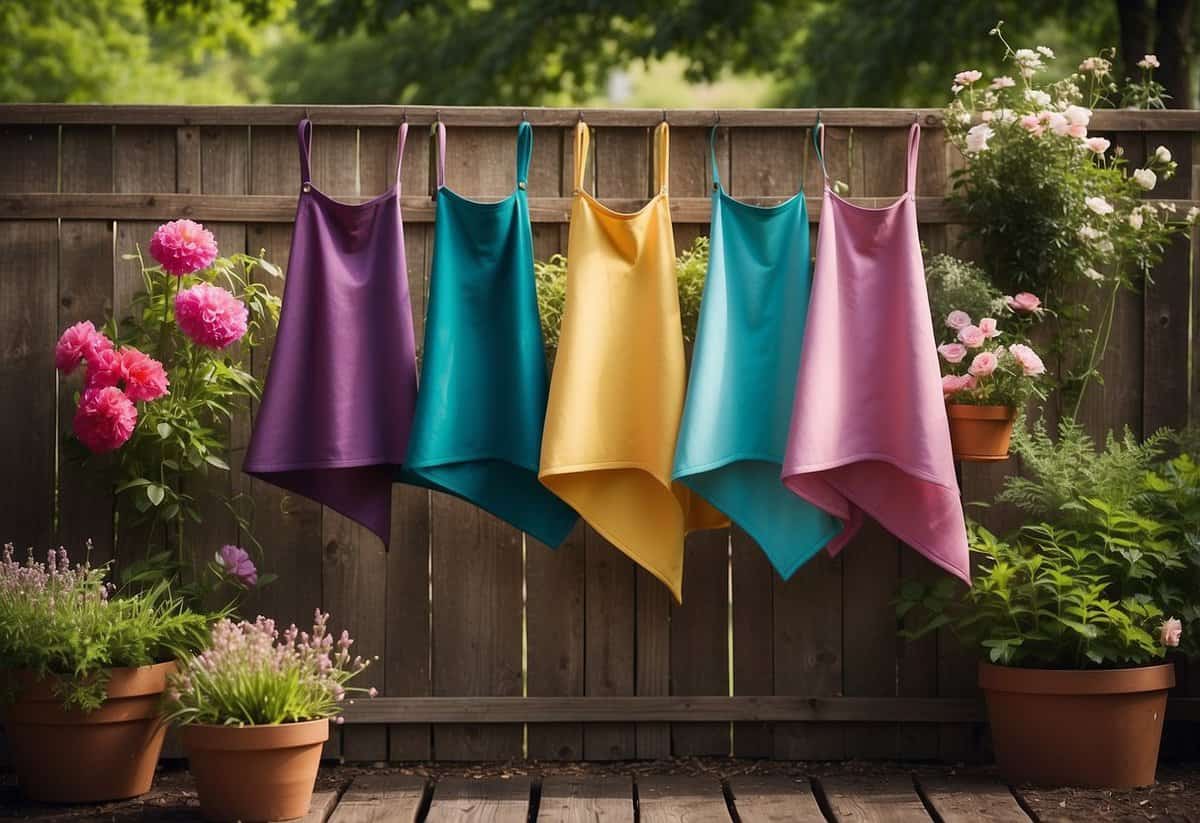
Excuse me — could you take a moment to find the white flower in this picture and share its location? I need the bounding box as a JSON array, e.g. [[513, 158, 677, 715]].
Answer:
[[1063, 105, 1092, 127], [1129, 209, 1144, 229], [1024, 89, 1051, 107], [1083, 267, 1105, 281], [1036, 46, 1056, 58], [1014, 48, 1043, 70], [1154, 145, 1172, 163], [1133, 168, 1157, 189], [1137, 54, 1160, 69], [1085, 196, 1114, 216], [1079, 56, 1111, 76], [1188, 206, 1200, 223], [1047, 112, 1070, 136], [1158, 200, 1177, 213], [1078, 224, 1102, 242], [965, 123, 995, 153], [954, 70, 983, 87], [957, 110, 972, 125], [991, 75, 1016, 90], [1096, 238, 1115, 255]]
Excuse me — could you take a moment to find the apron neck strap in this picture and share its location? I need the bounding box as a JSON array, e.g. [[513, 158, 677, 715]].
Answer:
[[431, 121, 446, 191], [906, 122, 921, 194], [297, 118, 313, 184], [653, 121, 670, 195], [572, 121, 589, 194], [516, 121, 533, 189]]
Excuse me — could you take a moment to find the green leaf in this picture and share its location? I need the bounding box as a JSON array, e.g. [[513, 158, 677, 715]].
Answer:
[[157, 422, 173, 439], [259, 258, 282, 278], [204, 454, 230, 471], [146, 484, 166, 507]]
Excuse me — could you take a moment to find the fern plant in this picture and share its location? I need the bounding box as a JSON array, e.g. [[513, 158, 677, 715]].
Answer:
[[997, 417, 1174, 524]]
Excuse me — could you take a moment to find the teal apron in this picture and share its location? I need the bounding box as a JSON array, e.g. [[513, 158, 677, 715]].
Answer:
[[673, 127, 841, 577], [405, 121, 578, 547]]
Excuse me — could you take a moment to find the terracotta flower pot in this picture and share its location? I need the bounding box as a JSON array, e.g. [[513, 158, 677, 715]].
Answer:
[[980, 661, 1175, 788], [2, 661, 174, 803], [181, 717, 329, 822], [947, 403, 1015, 461]]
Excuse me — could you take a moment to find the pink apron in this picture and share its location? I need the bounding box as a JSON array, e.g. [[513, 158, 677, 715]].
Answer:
[[781, 121, 970, 583]]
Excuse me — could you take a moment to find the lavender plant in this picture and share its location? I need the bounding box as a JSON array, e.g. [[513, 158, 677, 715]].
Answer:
[[163, 611, 376, 726], [0, 543, 213, 711]]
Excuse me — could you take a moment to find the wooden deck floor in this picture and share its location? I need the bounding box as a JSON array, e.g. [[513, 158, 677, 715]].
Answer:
[[6, 763, 1200, 821]]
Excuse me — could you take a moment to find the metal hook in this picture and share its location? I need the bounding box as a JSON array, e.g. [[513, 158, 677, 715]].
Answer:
[[521, 110, 528, 123], [714, 110, 720, 125], [401, 109, 407, 124], [662, 109, 668, 123], [578, 110, 585, 123], [913, 110, 920, 124], [435, 109, 442, 124]]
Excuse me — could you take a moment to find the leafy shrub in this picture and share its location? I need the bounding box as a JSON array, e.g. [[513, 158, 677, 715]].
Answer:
[[0, 543, 213, 711], [924, 252, 1004, 333]]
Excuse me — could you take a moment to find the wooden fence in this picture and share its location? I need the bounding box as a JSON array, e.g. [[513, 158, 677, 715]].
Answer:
[[1, 105, 1197, 763]]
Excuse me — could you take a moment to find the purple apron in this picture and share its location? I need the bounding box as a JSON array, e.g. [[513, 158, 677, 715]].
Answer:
[[244, 118, 418, 545]]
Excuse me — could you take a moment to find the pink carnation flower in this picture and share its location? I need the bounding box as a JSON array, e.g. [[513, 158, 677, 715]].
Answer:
[[1006, 292, 1042, 313], [175, 283, 249, 350], [149, 219, 218, 277], [55, 321, 113, 374], [968, 351, 999, 377], [945, 310, 972, 330], [73, 387, 137, 454], [942, 374, 976, 397], [85, 347, 123, 390], [938, 343, 968, 364], [1008, 343, 1046, 376], [118, 348, 170, 402], [958, 325, 986, 348]]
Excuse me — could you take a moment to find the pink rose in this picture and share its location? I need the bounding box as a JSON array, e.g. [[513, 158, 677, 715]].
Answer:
[[968, 351, 999, 377], [958, 325, 986, 348], [1160, 618, 1182, 648], [149, 219, 218, 277], [1019, 114, 1044, 136], [938, 343, 968, 364], [175, 283, 249, 350], [1008, 343, 1046, 376], [978, 317, 1000, 338], [945, 310, 972, 331], [73, 386, 137, 454], [1083, 137, 1111, 154], [1006, 292, 1041, 313], [1067, 123, 1088, 140], [942, 374, 976, 397]]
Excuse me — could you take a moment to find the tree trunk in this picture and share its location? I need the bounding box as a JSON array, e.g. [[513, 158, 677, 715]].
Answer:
[[1155, 0, 1194, 107], [1116, 0, 1153, 78]]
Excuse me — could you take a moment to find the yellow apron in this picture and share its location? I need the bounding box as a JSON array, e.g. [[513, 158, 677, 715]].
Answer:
[[539, 122, 726, 601]]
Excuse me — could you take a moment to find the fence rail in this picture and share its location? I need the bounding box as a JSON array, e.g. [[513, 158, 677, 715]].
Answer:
[[0, 105, 1196, 763]]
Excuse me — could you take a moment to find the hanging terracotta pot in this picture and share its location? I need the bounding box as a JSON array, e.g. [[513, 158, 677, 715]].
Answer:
[[946, 403, 1015, 461], [181, 717, 329, 822], [2, 661, 174, 803], [980, 661, 1174, 788]]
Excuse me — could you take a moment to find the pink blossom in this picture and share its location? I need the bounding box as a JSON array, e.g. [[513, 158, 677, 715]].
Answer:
[[1018, 114, 1044, 136], [1006, 292, 1042, 313], [73, 386, 137, 454], [1138, 54, 1160, 69], [149, 219, 218, 276], [978, 317, 1000, 338], [938, 343, 968, 364], [175, 283, 249, 350], [84, 347, 123, 390], [117, 348, 169, 402], [953, 69, 983, 87], [1067, 123, 1088, 139], [1083, 137, 1111, 154], [1008, 343, 1046, 376], [55, 321, 111, 374], [968, 351, 999, 377], [1160, 617, 1182, 647], [945, 310, 972, 330], [941, 374, 976, 397], [958, 325, 986, 348], [216, 544, 258, 587]]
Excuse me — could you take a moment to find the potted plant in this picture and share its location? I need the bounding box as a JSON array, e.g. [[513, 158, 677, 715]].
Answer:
[[163, 611, 376, 822], [899, 419, 1199, 787], [938, 305, 1047, 460], [0, 542, 211, 803]]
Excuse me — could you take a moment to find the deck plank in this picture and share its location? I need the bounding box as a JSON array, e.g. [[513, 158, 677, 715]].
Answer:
[[637, 775, 731, 823], [917, 777, 1030, 823], [297, 789, 345, 823], [327, 775, 428, 822], [726, 776, 825, 822], [424, 777, 532, 823], [537, 775, 634, 822], [820, 775, 931, 823]]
